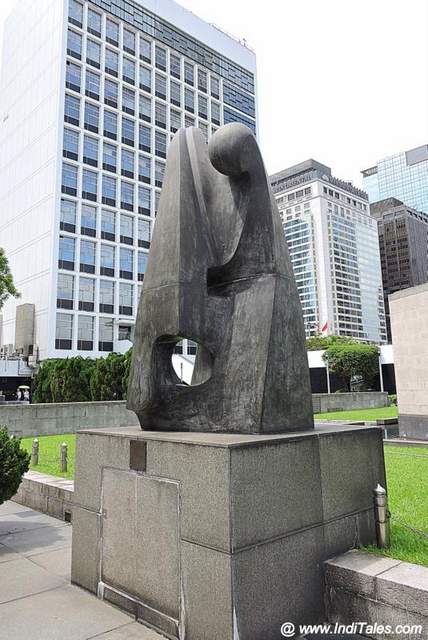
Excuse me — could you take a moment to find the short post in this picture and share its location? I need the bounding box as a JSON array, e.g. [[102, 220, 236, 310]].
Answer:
[[60, 442, 68, 473], [31, 438, 39, 466], [373, 483, 390, 548]]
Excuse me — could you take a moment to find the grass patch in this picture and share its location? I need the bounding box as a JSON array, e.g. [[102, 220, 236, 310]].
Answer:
[[20, 434, 76, 480], [314, 405, 398, 422]]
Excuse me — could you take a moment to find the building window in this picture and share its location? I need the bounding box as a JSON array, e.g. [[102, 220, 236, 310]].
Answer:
[[99, 280, 114, 313], [104, 110, 117, 140], [140, 37, 151, 63], [103, 142, 117, 173], [138, 186, 151, 215], [102, 174, 116, 206], [60, 199, 76, 233], [120, 247, 133, 279], [84, 102, 99, 133], [57, 274, 74, 310], [138, 252, 147, 281], [155, 74, 166, 100], [80, 239, 96, 274], [138, 218, 150, 248], [63, 128, 79, 161], [82, 168, 97, 201], [62, 162, 78, 196], [68, 0, 83, 28], [58, 235, 75, 270], [139, 124, 151, 153], [139, 95, 151, 122], [170, 80, 181, 107], [139, 66, 151, 93], [198, 69, 207, 93], [170, 53, 181, 79], [100, 243, 115, 276], [155, 191, 161, 215], [101, 209, 115, 241], [155, 131, 167, 159], [122, 117, 135, 146], [121, 149, 135, 178], [83, 135, 98, 167], [184, 88, 194, 113], [66, 61, 81, 93], [155, 102, 166, 128], [86, 39, 101, 69], [67, 29, 82, 60], [78, 277, 95, 311], [170, 109, 181, 133], [123, 57, 135, 85], [104, 78, 118, 108], [122, 86, 135, 115], [210, 76, 220, 99], [77, 315, 94, 351], [119, 283, 133, 315], [123, 28, 135, 55], [138, 155, 151, 183], [184, 114, 195, 128], [198, 95, 207, 120], [81, 204, 97, 237], [155, 45, 166, 71], [106, 18, 119, 46], [56, 313, 73, 350], [121, 181, 134, 211], [105, 48, 119, 77], [198, 121, 208, 141], [119, 324, 132, 341], [211, 101, 220, 125], [65, 94, 80, 126], [99, 317, 114, 352], [154, 160, 165, 187], [85, 70, 100, 100], [87, 8, 101, 37], [184, 62, 194, 86]]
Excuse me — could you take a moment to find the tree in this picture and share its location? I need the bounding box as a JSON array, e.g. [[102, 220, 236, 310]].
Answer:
[[323, 343, 380, 391], [122, 348, 132, 399], [90, 353, 127, 401], [305, 333, 354, 351], [0, 248, 20, 310], [0, 427, 30, 505]]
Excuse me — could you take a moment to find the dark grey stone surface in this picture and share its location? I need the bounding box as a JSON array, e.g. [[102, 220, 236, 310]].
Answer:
[[127, 123, 313, 434], [398, 414, 428, 441]]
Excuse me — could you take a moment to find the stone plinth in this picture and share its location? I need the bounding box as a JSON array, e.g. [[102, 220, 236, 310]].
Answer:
[[71, 424, 386, 640]]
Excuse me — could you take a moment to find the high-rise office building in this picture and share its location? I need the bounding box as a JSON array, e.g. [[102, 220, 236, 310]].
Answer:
[[0, 0, 256, 360], [370, 197, 428, 341], [362, 144, 428, 214], [270, 160, 387, 343]]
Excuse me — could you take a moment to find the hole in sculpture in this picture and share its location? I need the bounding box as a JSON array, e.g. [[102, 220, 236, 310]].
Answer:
[[172, 338, 213, 386]]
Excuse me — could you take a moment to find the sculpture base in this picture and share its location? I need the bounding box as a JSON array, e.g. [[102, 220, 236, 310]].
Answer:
[[71, 424, 386, 640]]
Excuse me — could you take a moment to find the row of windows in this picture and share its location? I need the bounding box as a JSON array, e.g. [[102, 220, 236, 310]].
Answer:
[[57, 273, 142, 315], [56, 311, 131, 351]]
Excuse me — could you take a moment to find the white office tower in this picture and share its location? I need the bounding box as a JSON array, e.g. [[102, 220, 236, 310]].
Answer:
[[270, 160, 387, 344], [0, 0, 256, 360]]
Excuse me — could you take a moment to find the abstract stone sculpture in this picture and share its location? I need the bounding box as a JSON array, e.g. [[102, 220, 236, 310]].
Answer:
[[127, 123, 313, 433]]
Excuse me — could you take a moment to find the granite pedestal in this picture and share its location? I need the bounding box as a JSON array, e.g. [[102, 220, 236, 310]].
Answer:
[[71, 424, 386, 640]]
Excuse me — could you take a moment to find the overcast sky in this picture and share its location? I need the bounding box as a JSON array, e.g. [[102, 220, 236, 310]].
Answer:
[[0, 0, 427, 186]]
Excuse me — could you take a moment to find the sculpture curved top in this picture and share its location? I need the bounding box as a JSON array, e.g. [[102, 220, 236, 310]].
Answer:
[[127, 123, 313, 434]]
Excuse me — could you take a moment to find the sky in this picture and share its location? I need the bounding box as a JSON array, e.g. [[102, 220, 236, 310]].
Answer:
[[0, 0, 427, 187]]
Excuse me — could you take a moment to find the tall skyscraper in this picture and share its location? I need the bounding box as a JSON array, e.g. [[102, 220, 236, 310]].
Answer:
[[270, 160, 387, 344], [362, 144, 428, 214], [370, 198, 428, 341], [0, 0, 257, 360]]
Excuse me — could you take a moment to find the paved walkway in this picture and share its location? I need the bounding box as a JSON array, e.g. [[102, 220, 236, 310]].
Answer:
[[0, 501, 162, 640]]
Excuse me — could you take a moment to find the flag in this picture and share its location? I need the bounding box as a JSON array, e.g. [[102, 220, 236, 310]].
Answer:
[[321, 321, 328, 333]]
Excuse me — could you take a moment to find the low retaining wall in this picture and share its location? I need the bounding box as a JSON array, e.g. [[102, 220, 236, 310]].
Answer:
[[398, 414, 428, 441], [325, 550, 427, 638], [313, 392, 389, 414], [13, 470, 74, 521], [0, 400, 139, 437]]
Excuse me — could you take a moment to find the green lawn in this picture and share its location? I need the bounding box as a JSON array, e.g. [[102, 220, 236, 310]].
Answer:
[[315, 405, 398, 422], [20, 434, 76, 480]]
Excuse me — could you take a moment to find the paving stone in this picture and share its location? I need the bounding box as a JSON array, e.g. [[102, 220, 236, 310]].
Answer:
[[0, 542, 20, 564], [0, 509, 64, 536], [29, 547, 72, 581], [0, 521, 71, 556], [0, 501, 31, 516], [93, 621, 165, 639], [0, 556, 65, 604]]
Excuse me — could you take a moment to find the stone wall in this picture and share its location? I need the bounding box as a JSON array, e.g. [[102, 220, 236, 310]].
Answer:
[[13, 470, 74, 521], [0, 400, 139, 437], [390, 283, 428, 440], [325, 550, 427, 638], [312, 391, 389, 414]]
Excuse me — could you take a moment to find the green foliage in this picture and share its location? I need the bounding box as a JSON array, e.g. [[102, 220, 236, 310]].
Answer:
[[0, 248, 20, 310], [21, 434, 75, 480], [323, 342, 379, 390], [388, 394, 397, 406], [305, 333, 354, 351], [33, 350, 133, 403], [0, 426, 30, 505]]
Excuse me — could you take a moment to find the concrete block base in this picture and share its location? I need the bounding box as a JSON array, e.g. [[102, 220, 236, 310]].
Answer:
[[71, 424, 386, 640]]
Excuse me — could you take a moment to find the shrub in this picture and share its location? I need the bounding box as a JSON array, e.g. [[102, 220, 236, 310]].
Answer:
[[306, 334, 354, 351], [323, 343, 380, 391], [90, 353, 127, 401], [389, 394, 397, 406], [0, 426, 30, 505]]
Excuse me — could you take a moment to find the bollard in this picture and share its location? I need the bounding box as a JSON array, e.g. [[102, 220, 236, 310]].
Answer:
[[373, 483, 390, 548], [60, 442, 68, 473], [31, 438, 39, 466]]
